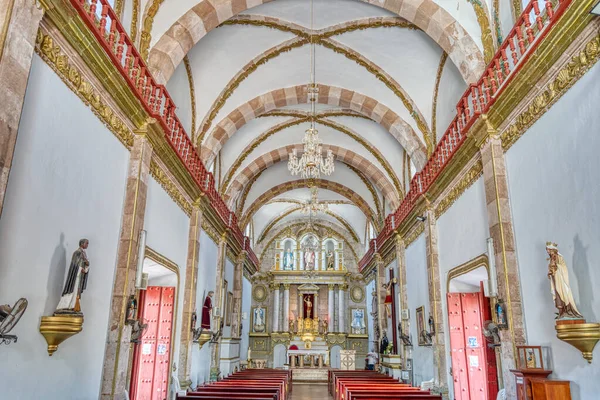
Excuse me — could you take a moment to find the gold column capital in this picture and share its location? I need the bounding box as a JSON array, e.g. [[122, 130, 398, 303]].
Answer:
[[328, 284, 335, 290], [283, 283, 291, 290]]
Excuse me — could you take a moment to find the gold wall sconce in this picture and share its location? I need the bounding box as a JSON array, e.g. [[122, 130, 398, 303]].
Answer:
[[555, 321, 600, 363], [39, 314, 84, 356]]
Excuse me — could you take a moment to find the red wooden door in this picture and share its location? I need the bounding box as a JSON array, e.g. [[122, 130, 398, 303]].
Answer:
[[478, 285, 499, 400], [462, 292, 487, 399], [153, 287, 174, 400], [131, 286, 175, 400], [448, 293, 470, 400]]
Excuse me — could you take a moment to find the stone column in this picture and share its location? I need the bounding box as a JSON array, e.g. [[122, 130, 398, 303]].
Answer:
[[210, 234, 227, 381], [328, 284, 334, 332], [298, 292, 303, 319], [395, 235, 408, 359], [338, 284, 347, 333], [283, 284, 290, 331], [178, 204, 203, 389], [424, 208, 448, 389], [374, 254, 385, 345], [0, 0, 44, 218], [231, 251, 245, 339], [479, 131, 525, 398], [100, 133, 152, 399], [272, 283, 280, 332]]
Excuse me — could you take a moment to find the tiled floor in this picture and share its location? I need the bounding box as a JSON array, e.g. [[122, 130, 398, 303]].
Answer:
[[291, 383, 332, 399]]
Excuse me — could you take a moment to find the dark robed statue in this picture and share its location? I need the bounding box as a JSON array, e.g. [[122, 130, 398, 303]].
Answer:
[[56, 239, 90, 313], [201, 291, 214, 329]]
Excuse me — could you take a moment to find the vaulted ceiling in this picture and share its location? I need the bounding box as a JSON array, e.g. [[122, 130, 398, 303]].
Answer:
[[139, 0, 491, 259]]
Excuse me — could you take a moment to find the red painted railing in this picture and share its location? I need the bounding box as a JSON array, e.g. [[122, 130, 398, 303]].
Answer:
[[358, 0, 572, 272], [68, 0, 259, 267]]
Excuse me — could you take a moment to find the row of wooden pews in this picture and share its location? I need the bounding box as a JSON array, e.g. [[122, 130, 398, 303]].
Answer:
[[329, 370, 442, 400], [178, 369, 291, 400]]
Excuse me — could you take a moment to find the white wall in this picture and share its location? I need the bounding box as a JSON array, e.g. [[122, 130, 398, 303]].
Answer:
[[0, 55, 129, 399], [144, 178, 190, 378], [223, 257, 235, 338], [405, 234, 434, 385], [190, 231, 218, 387], [239, 275, 252, 361], [436, 59, 467, 143], [505, 63, 600, 400], [437, 177, 489, 397], [166, 61, 193, 137]]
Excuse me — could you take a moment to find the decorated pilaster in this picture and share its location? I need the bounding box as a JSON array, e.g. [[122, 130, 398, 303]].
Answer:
[[178, 203, 203, 388], [283, 284, 290, 330], [338, 284, 347, 332], [0, 0, 44, 217], [100, 131, 153, 399], [374, 254, 385, 345], [328, 284, 335, 332], [424, 208, 448, 390], [478, 119, 526, 397], [210, 234, 227, 381], [231, 251, 245, 339], [272, 283, 280, 332], [395, 235, 408, 359]]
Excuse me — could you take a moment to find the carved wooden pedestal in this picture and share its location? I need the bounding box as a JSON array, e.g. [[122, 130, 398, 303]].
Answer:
[[510, 369, 551, 400]]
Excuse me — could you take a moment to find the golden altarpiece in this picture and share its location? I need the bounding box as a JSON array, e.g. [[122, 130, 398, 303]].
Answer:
[[249, 228, 369, 371]]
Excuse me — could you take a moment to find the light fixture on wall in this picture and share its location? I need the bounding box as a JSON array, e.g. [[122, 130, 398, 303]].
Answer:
[[287, 0, 335, 179], [416, 215, 426, 222]]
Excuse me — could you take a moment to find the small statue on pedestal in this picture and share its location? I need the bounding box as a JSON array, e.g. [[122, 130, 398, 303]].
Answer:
[[55, 239, 90, 314], [546, 242, 584, 320], [201, 291, 214, 329]]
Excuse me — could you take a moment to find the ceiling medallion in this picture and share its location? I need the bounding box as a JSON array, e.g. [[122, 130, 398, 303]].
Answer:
[[287, 0, 334, 180]]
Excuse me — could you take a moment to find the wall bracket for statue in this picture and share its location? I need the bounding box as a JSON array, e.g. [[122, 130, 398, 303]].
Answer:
[[546, 242, 600, 363], [39, 238, 90, 355]]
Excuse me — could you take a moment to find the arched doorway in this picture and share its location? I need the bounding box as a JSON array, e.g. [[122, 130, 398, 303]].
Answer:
[[129, 248, 179, 400], [447, 255, 499, 400], [330, 345, 343, 369]]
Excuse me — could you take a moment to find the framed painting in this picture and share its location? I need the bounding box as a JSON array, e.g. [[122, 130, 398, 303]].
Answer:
[[416, 306, 428, 346], [226, 291, 233, 326]]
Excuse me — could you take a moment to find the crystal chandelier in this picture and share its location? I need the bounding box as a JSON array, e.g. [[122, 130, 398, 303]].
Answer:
[[300, 186, 328, 215], [287, 0, 334, 179]]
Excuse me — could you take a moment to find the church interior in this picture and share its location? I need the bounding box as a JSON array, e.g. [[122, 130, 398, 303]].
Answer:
[[1, 0, 599, 399]]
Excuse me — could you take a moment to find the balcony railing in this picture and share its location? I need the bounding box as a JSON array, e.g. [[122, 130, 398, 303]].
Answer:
[[69, 0, 259, 268], [358, 0, 572, 272]]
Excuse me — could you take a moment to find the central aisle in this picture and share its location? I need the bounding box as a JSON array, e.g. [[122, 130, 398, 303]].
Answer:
[[291, 383, 332, 400]]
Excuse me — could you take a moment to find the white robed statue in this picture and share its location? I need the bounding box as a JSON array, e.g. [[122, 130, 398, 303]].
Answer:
[[351, 309, 366, 333], [56, 239, 90, 313], [546, 242, 584, 320]]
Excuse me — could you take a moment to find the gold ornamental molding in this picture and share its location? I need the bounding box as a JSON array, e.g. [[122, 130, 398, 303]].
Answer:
[[466, 0, 495, 63], [501, 34, 600, 151], [130, 0, 140, 43], [235, 169, 264, 216], [183, 56, 197, 135], [404, 223, 425, 247], [434, 159, 484, 218], [345, 163, 384, 227], [431, 52, 448, 144], [35, 30, 134, 149], [260, 109, 370, 121], [139, 0, 166, 60]]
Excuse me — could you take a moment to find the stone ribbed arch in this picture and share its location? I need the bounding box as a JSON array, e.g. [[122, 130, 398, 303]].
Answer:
[[225, 144, 399, 209], [240, 179, 376, 229], [147, 0, 484, 85], [220, 116, 403, 199], [201, 84, 428, 170]]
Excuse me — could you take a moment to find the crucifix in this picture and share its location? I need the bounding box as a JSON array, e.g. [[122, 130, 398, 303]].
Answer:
[[389, 269, 398, 355]]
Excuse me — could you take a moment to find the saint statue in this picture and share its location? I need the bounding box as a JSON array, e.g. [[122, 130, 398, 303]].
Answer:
[[283, 249, 294, 270], [304, 250, 315, 271], [304, 296, 313, 319], [326, 250, 335, 270], [201, 291, 214, 329], [546, 242, 584, 320], [253, 307, 265, 332], [351, 309, 366, 334], [56, 239, 90, 313]]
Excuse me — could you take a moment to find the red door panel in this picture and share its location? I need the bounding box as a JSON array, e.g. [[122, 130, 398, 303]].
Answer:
[[479, 285, 499, 400], [153, 287, 174, 400], [448, 293, 470, 400], [462, 293, 486, 400], [131, 286, 175, 400]]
